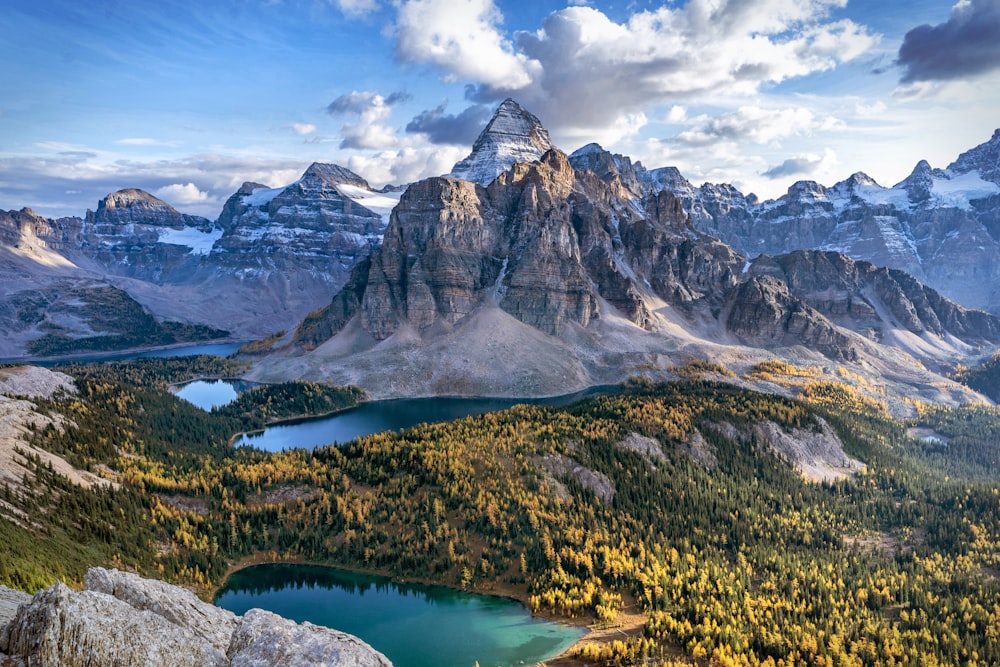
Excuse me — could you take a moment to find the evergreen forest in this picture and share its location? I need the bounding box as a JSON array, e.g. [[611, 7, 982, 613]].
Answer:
[[2, 356, 1000, 666]]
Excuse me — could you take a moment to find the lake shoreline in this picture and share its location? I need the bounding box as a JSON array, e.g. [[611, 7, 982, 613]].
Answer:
[[210, 556, 626, 666]]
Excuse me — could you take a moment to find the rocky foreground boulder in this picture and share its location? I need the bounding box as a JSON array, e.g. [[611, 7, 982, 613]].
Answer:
[[0, 568, 392, 667]]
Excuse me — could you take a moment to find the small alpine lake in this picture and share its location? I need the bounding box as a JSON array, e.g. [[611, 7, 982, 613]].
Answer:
[[234, 386, 617, 452], [214, 564, 585, 667], [173, 378, 260, 410]]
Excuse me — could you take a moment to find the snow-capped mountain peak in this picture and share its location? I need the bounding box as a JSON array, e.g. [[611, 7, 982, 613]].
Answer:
[[448, 98, 554, 186]]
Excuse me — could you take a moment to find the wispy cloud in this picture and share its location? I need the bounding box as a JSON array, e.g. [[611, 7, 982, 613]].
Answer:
[[330, 0, 381, 18], [288, 123, 318, 136], [116, 138, 176, 147], [675, 106, 843, 147], [762, 150, 834, 180]]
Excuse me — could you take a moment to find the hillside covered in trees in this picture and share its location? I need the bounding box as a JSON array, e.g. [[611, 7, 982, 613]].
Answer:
[[2, 357, 1000, 666]]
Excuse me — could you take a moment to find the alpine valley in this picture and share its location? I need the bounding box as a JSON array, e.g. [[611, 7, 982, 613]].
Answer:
[[6, 100, 1000, 667]]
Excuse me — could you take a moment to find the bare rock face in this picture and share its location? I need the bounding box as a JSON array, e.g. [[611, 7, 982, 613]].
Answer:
[[747, 251, 1000, 346], [0, 568, 393, 667], [0, 587, 30, 630], [84, 567, 237, 655], [228, 608, 392, 667], [297, 149, 608, 345], [725, 275, 858, 361], [0, 581, 229, 667]]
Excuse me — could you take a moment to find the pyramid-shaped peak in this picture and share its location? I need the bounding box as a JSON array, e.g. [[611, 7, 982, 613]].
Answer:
[[845, 172, 879, 187], [481, 99, 551, 142], [448, 99, 555, 186]]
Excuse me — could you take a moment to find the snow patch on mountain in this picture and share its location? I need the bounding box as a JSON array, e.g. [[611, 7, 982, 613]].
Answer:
[[157, 226, 223, 255], [929, 171, 1000, 210], [335, 184, 405, 223], [243, 186, 284, 207]]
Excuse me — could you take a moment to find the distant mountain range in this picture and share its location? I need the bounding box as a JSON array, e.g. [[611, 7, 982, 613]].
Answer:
[[0, 164, 400, 357], [3, 99, 1000, 408]]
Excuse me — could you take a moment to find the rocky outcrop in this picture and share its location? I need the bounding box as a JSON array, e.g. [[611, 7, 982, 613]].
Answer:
[[0, 568, 392, 667], [0, 588, 29, 629], [228, 608, 392, 667], [724, 275, 858, 360], [747, 251, 1000, 346]]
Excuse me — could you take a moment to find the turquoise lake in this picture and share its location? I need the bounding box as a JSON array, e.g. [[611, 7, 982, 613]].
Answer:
[[215, 564, 584, 667]]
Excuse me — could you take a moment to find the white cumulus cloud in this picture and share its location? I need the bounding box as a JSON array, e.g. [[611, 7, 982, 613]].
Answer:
[[154, 183, 210, 205], [289, 123, 317, 136], [395, 0, 536, 91], [393, 0, 877, 146], [327, 90, 409, 150]]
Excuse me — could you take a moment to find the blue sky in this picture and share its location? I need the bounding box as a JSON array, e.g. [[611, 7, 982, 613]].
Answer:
[[2, 0, 999, 219]]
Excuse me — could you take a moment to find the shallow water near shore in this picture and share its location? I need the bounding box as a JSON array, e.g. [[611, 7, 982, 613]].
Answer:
[[215, 564, 584, 667]]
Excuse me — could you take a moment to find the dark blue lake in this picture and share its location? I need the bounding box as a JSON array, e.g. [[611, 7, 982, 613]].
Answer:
[[235, 386, 615, 452], [215, 564, 584, 667]]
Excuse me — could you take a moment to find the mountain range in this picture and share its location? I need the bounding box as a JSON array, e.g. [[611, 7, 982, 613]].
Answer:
[[0, 164, 401, 358], [3, 99, 1000, 409]]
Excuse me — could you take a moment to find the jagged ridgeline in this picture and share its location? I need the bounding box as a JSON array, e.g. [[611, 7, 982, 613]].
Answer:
[[252, 99, 1000, 404], [3, 359, 1000, 665]]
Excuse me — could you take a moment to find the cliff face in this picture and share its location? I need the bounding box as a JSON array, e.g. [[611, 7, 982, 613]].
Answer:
[[295, 149, 745, 349], [0, 568, 393, 667]]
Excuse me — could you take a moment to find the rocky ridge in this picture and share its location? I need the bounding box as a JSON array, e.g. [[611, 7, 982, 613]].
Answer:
[[253, 102, 1000, 406], [568, 130, 1000, 315], [0, 567, 392, 667]]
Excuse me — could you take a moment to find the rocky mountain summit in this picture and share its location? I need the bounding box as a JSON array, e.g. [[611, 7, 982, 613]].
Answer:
[[248, 102, 1000, 405], [211, 162, 398, 286], [448, 98, 554, 186], [0, 568, 392, 667]]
